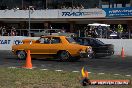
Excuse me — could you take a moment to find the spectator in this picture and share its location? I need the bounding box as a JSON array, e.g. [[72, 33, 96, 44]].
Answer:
[[80, 4, 84, 9], [116, 24, 123, 39], [11, 27, 17, 36], [11, 30, 15, 36], [2, 26, 6, 36]]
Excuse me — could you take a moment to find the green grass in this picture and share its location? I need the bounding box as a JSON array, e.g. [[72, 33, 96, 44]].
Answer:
[[0, 67, 131, 88]]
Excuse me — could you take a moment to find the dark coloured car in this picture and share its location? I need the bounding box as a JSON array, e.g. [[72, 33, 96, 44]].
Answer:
[[73, 37, 114, 58]]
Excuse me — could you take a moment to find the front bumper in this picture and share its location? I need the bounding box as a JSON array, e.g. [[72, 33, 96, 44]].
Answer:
[[95, 50, 114, 57], [80, 51, 93, 58]]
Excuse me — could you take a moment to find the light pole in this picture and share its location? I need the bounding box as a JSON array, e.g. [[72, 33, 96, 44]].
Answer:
[[28, 6, 32, 36], [46, 0, 47, 9], [22, 0, 23, 9], [99, 0, 102, 8], [72, 0, 73, 7]]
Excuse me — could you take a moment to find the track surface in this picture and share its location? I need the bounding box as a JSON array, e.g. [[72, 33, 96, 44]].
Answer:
[[0, 50, 132, 75]]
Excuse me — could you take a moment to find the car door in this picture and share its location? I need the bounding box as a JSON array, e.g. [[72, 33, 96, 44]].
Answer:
[[48, 37, 62, 54], [31, 37, 51, 54], [89, 39, 101, 53]]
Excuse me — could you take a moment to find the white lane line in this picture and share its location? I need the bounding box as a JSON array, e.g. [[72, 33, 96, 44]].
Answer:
[[8, 67, 16, 69], [88, 72, 91, 73], [98, 73, 105, 75], [114, 74, 120, 76], [72, 71, 79, 73], [32, 67, 37, 69], [40, 69, 48, 71], [41, 65, 45, 67], [125, 75, 131, 77], [55, 70, 63, 72]]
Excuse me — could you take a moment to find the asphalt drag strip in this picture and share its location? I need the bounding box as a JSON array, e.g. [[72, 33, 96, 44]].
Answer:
[[0, 50, 132, 76]]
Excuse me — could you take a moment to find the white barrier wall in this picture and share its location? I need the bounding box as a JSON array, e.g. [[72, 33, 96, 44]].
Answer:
[[0, 36, 132, 56], [0, 36, 39, 50], [98, 39, 132, 56]]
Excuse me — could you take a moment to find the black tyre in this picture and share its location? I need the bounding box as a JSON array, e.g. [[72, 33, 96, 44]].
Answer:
[[58, 51, 70, 61], [17, 51, 26, 60], [88, 53, 95, 59], [69, 57, 80, 62]]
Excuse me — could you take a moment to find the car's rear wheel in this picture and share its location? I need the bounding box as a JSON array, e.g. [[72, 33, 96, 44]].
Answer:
[[17, 50, 26, 60], [58, 51, 70, 61]]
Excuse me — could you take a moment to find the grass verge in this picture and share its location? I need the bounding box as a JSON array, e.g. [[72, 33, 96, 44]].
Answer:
[[0, 67, 131, 88]]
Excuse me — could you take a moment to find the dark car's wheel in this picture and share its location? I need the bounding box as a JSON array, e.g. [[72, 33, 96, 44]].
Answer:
[[17, 51, 26, 60], [57, 51, 70, 61], [88, 53, 95, 59]]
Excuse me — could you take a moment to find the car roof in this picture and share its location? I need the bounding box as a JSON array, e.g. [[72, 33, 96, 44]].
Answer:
[[40, 35, 66, 38], [45, 29, 61, 31], [76, 37, 95, 40]]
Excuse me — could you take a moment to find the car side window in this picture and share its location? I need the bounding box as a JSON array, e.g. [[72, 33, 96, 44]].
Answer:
[[77, 39, 82, 44], [84, 39, 90, 45], [90, 39, 96, 46], [39, 38, 51, 44], [39, 38, 45, 43], [44, 38, 51, 44], [51, 37, 61, 44]]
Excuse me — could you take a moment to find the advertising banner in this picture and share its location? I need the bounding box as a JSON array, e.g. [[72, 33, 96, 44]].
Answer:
[[58, 9, 106, 18], [103, 7, 132, 17], [0, 8, 131, 19]]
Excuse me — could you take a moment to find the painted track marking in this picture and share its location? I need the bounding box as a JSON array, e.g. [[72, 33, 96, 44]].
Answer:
[[72, 71, 79, 73], [55, 70, 63, 72]]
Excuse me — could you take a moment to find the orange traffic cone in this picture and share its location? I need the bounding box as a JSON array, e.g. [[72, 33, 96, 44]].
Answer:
[[121, 47, 125, 58], [23, 50, 32, 69]]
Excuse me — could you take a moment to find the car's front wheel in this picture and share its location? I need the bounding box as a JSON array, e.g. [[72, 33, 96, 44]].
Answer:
[[17, 50, 26, 60], [88, 52, 95, 59]]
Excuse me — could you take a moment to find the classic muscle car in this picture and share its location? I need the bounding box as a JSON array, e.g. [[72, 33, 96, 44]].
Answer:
[[12, 36, 93, 61], [73, 37, 114, 58]]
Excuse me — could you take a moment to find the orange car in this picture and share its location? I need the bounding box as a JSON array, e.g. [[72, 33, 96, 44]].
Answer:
[[12, 36, 93, 61]]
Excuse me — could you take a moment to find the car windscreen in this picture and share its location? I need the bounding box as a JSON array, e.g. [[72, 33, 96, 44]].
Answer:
[[93, 38, 105, 45], [66, 37, 77, 43], [48, 30, 61, 33]]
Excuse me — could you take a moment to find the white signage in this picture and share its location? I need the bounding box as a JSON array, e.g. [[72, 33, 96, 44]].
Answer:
[[0, 9, 106, 19], [59, 9, 106, 18]]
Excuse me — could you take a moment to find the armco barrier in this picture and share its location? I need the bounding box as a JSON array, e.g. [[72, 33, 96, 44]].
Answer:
[[0, 36, 132, 56]]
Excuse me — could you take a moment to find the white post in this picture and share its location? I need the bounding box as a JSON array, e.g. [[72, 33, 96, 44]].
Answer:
[[46, 0, 47, 9], [101, 29, 102, 38], [1, 28, 3, 36], [79, 30, 80, 37], [129, 28, 131, 39], [28, 6, 32, 36], [22, 0, 23, 9], [85, 30, 87, 37]]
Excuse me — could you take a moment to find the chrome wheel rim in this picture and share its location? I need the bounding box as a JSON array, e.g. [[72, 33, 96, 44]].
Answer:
[[60, 51, 69, 60]]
